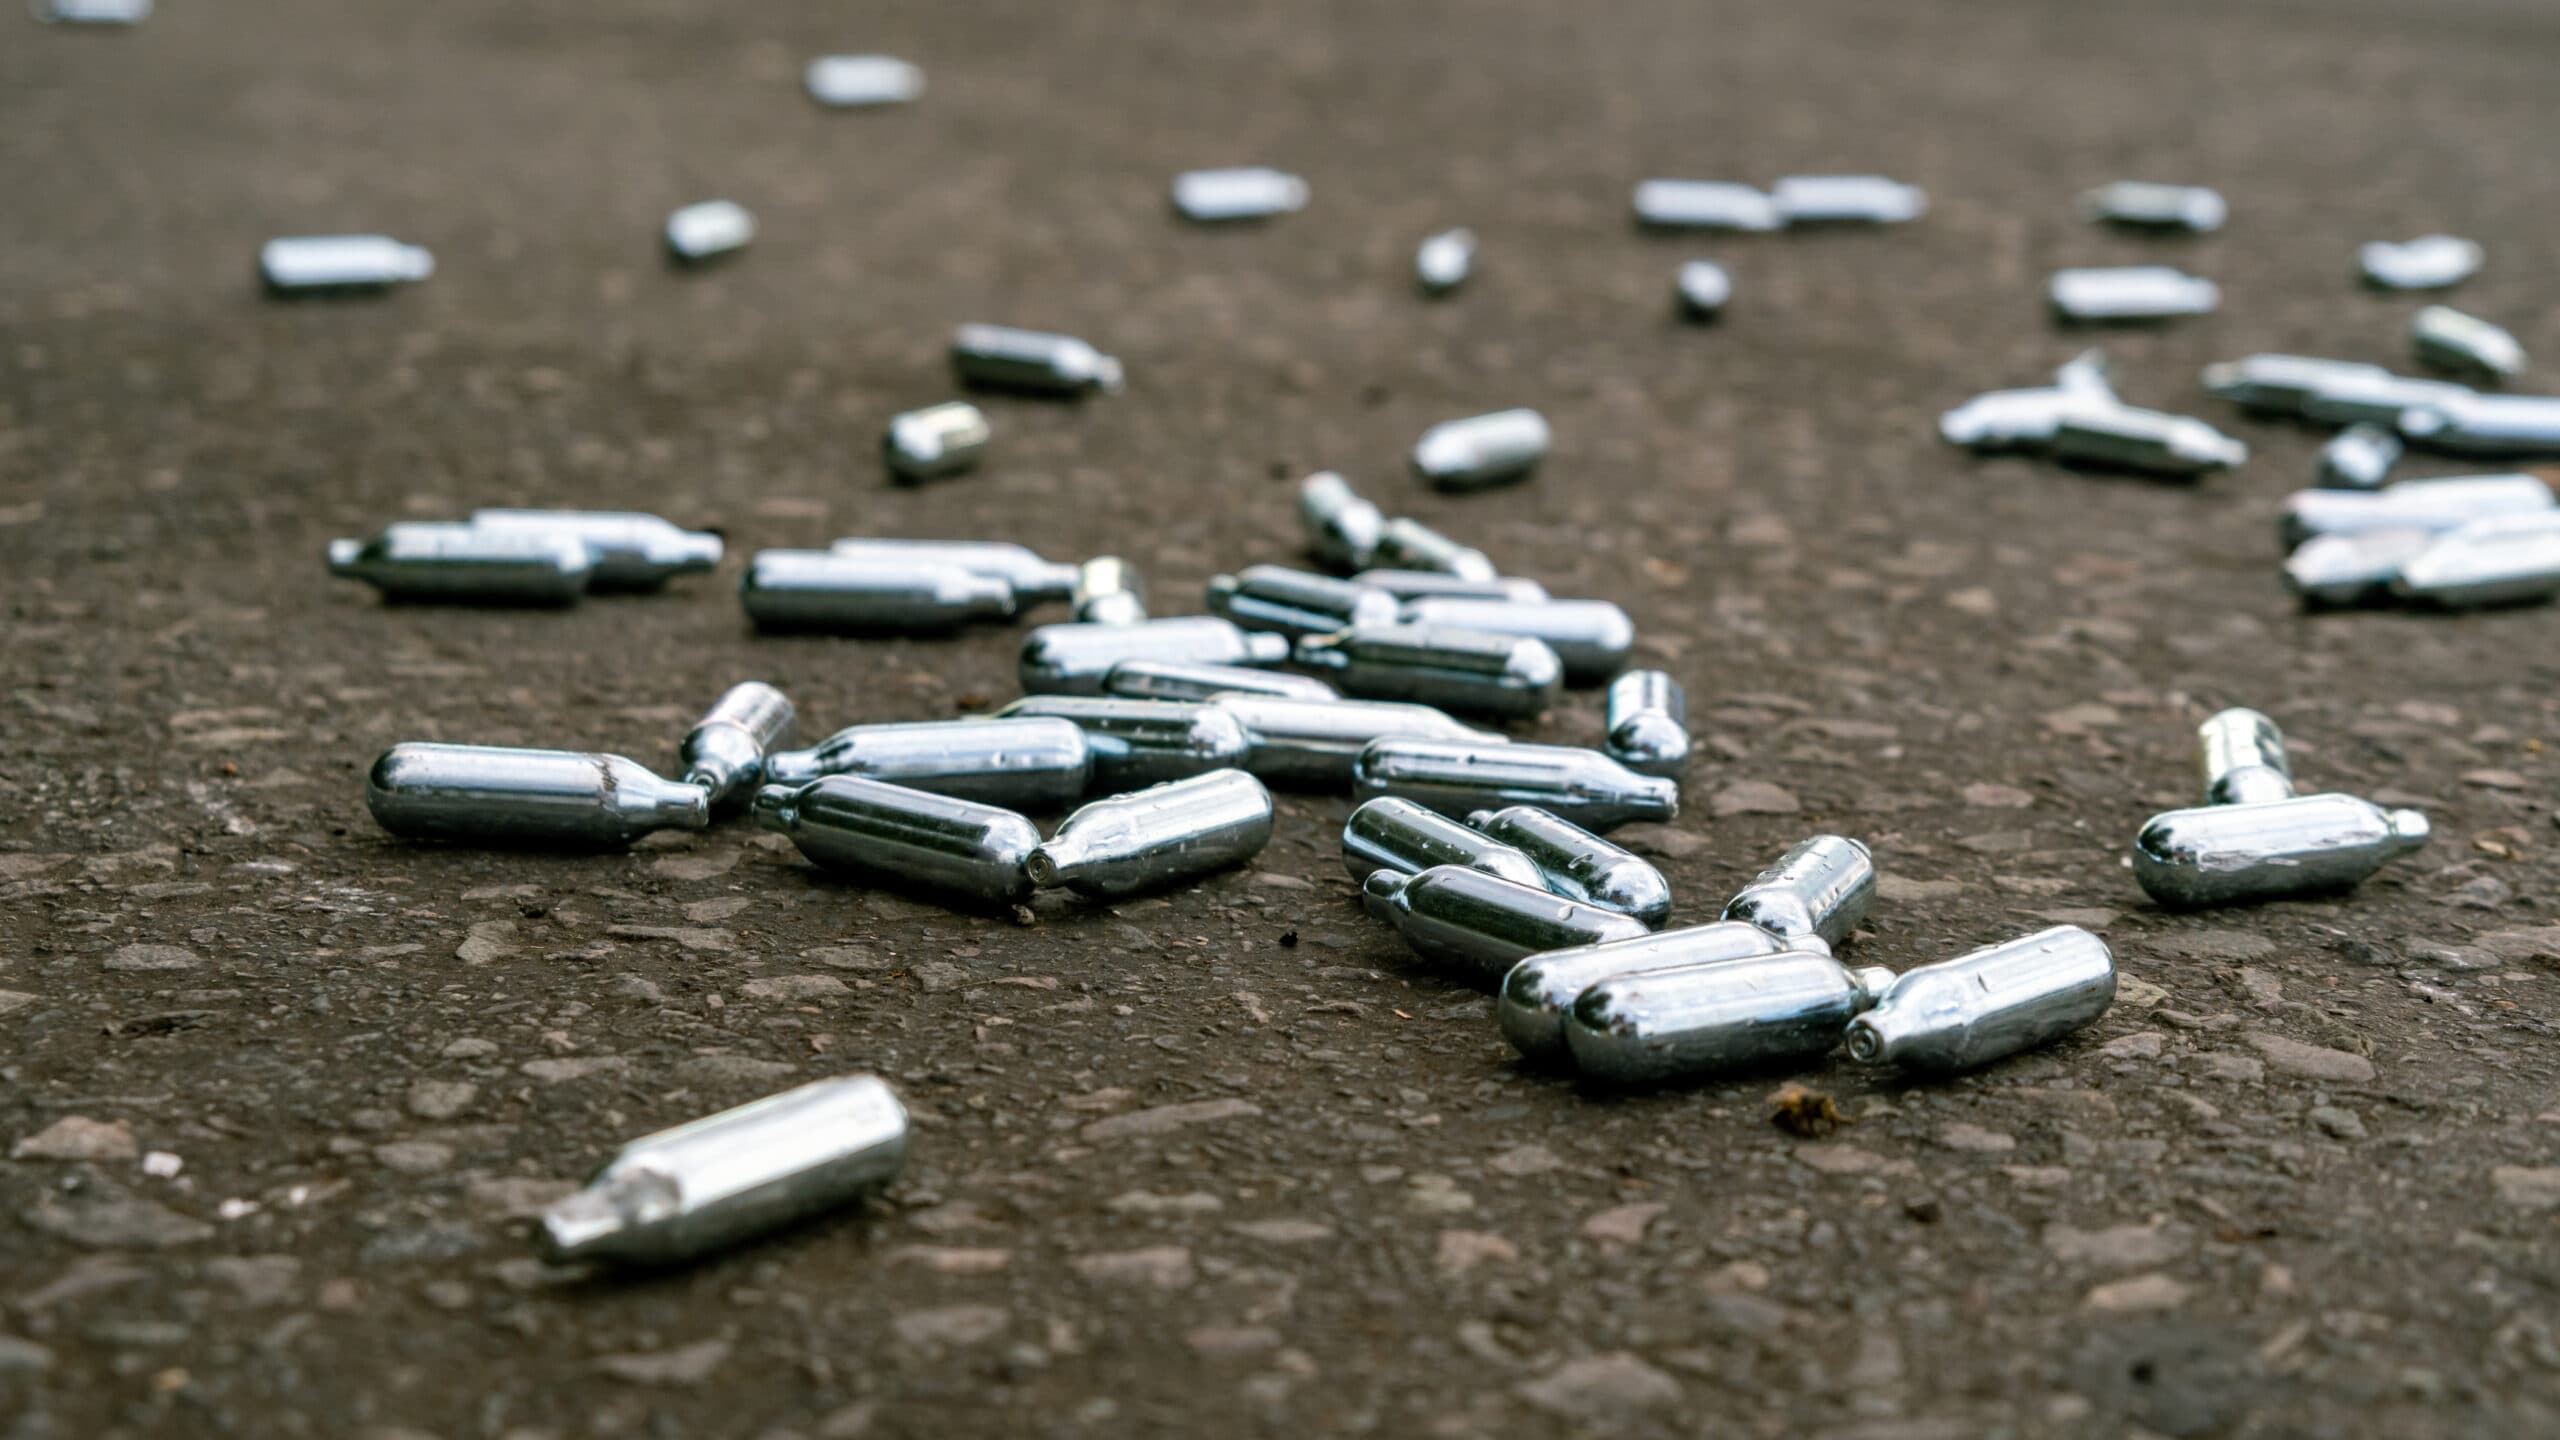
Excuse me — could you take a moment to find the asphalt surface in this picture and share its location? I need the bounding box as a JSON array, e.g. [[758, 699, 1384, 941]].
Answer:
[[6, 1, 2560, 1436]]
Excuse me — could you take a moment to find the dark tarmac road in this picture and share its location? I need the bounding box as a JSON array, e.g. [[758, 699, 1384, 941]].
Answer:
[[4, 1, 2560, 1436]]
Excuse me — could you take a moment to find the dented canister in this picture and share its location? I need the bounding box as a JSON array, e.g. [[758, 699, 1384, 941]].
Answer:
[[1846, 926, 2116, 1073]]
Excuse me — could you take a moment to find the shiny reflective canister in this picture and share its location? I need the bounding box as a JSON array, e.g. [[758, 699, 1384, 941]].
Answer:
[[1399, 597, 1634, 684], [762, 718, 1092, 809], [2197, 708, 2293, 806], [1342, 797, 1548, 889], [466, 509, 722, 590], [1411, 409, 1552, 491], [741, 551, 1014, 632], [260, 235, 435, 294], [540, 1076, 908, 1267], [1021, 617, 1291, 696], [1468, 805, 1670, 926], [1072, 556, 1148, 626], [1295, 625, 1563, 718], [2132, 794, 2430, 908], [1362, 866, 1649, 985], [950, 324, 1124, 396], [753, 775, 1041, 905], [826, 538, 1078, 604], [680, 682, 796, 807], [991, 697, 1251, 792], [1207, 565, 1399, 638], [368, 743, 709, 848], [1353, 738, 1678, 831], [2049, 266, 2219, 322], [1566, 951, 1898, 1085], [884, 402, 991, 483], [1631, 180, 1782, 232], [1720, 835, 1876, 950], [2316, 424, 2401, 491], [1604, 670, 1690, 778], [1102, 659, 1340, 704], [328, 524, 593, 605], [1027, 770, 1275, 899], [1371, 516, 1496, 580], [2051, 406, 2246, 476], [1300, 471, 1385, 571], [1497, 921, 1792, 1064], [1846, 926, 2116, 1073], [2393, 511, 2560, 609], [1171, 167, 1310, 223]]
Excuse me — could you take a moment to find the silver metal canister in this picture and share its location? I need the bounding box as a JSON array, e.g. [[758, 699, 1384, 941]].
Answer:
[[260, 235, 435, 294], [1846, 926, 2116, 1073], [1719, 836, 1875, 950], [2360, 235, 2482, 292], [328, 524, 594, 605], [1362, 866, 1649, 986], [2197, 708, 2294, 806], [990, 697, 1252, 792], [1342, 797, 1548, 889], [2396, 393, 2560, 457], [1566, 951, 1899, 1085], [2413, 305, 2526, 383], [753, 776, 1041, 905], [1632, 179, 1783, 232], [762, 718, 1092, 809], [1027, 770, 1275, 899], [1676, 259, 1732, 319], [1416, 228, 1476, 295], [1299, 472, 1385, 572], [884, 402, 991, 483], [1353, 738, 1679, 831], [1771, 174, 1925, 225], [2051, 406, 2246, 476], [1370, 517, 1496, 580], [1021, 618, 1291, 696], [1293, 625, 1562, 718], [2278, 475, 2554, 550], [2199, 355, 2393, 416], [1072, 557, 1148, 626], [1604, 670, 1690, 778], [368, 743, 709, 848], [1467, 805, 1670, 926], [465, 509, 722, 590], [1171, 167, 1310, 223], [666, 200, 756, 265], [1350, 570, 1548, 604], [2298, 371, 2475, 427], [1411, 409, 1551, 491], [1207, 566, 1400, 638], [2284, 529, 2436, 608], [2393, 511, 2560, 609], [827, 539, 1078, 604], [2133, 794, 2430, 908], [2316, 424, 2402, 491], [539, 1075, 908, 1267], [1397, 597, 1635, 684], [1497, 921, 1792, 1064], [2080, 181, 2226, 233], [680, 682, 797, 807], [741, 551, 1015, 632], [1102, 660, 1340, 704], [1214, 694, 1502, 789], [950, 324, 1124, 396], [805, 55, 925, 107], [2049, 266, 2219, 322]]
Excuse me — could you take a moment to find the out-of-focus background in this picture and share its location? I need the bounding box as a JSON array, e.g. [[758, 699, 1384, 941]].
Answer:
[[5, 1, 2558, 1435]]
